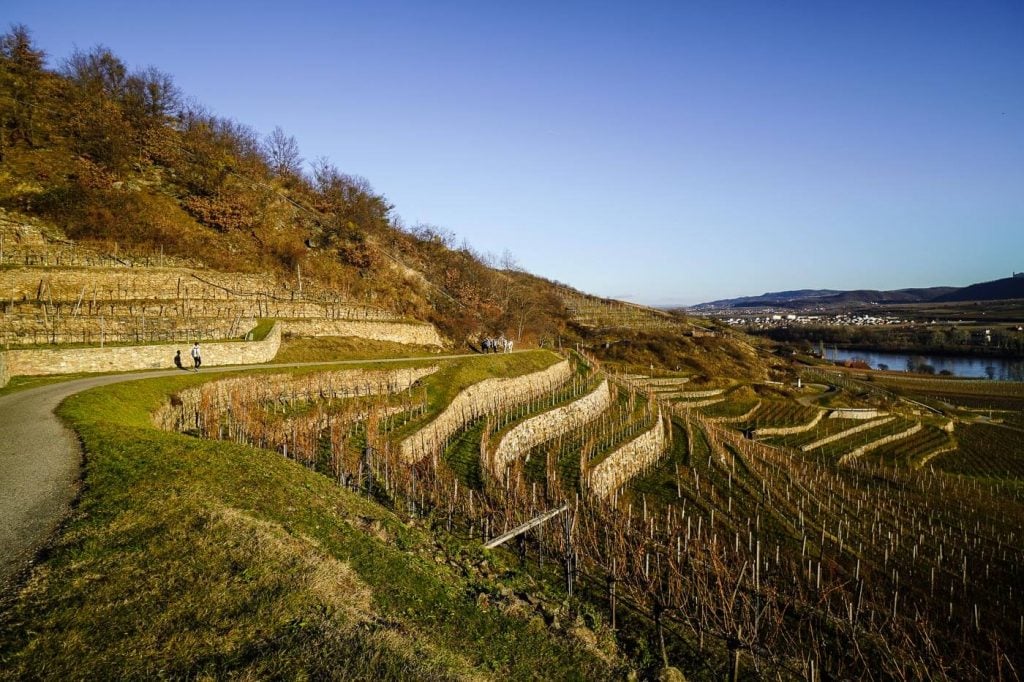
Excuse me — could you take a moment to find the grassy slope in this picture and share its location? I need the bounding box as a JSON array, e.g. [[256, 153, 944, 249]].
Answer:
[[275, 335, 447, 363], [0, 368, 617, 680]]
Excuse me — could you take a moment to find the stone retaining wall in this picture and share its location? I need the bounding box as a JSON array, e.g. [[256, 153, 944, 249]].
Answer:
[[283, 319, 445, 347], [487, 380, 611, 479], [671, 397, 726, 411], [671, 388, 725, 399], [0, 322, 282, 386], [838, 423, 922, 466], [753, 410, 826, 437], [154, 365, 437, 433], [399, 359, 573, 463], [800, 416, 894, 452], [916, 443, 957, 469], [588, 415, 667, 499], [642, 377, 692, 386], [1, 266, 268, 301], [828, 408, 886, 420]]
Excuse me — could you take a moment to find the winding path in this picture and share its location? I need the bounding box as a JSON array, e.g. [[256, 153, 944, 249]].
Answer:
[[0, 352, 490, 587]]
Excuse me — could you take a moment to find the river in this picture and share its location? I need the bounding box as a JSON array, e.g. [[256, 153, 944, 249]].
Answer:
[[829, 348, 1024, 381]]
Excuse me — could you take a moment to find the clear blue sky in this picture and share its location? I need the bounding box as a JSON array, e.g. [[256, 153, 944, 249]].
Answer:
[[7, 1, 1024, 305]]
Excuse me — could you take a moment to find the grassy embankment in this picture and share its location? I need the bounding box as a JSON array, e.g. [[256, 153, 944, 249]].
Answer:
[[0, 354, 619, 679], [274, 334, 446, 363]]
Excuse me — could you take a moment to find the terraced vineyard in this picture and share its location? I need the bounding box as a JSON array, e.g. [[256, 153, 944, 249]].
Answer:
[[732, 400, 820, 432], [696, 395, 759, 420], [521, 385, 656, 495], [933, 423, 1024, 479], [766, 416, 863, 449], [864, 424, 954, 467], [153, 351, 1024, 680], [812, 416, 916, 463]]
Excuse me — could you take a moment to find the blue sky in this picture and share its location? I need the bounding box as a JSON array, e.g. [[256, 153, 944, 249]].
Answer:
[[6, 1, 1023, 304]]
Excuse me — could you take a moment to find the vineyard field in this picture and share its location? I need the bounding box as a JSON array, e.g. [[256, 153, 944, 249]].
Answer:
[[812, 417, 916, 463], [933, 423, 1024, 479], [863, 425, 953, 467], [766, 417, 862, 449], [734, 400, 820, 431], [698, 397, 759, 419]]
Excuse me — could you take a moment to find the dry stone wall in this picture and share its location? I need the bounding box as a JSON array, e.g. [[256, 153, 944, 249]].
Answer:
[[0, 322, 282, 386], [838, 423, 922, 466], [671, 397, 726, 411], [487, 380, 611, 479], [284, 320, 444, 346], [154, 366, 437, 433], [753, 409, 826, 437], [399, 359, 573, 463], [671, 388, 725, 399], [829, 408, 886, 420], [588, 414, 667, 499], [800, 416, 894, 452]]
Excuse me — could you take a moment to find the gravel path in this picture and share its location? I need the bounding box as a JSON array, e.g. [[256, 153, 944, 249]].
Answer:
[[0, 352, 490, 587]]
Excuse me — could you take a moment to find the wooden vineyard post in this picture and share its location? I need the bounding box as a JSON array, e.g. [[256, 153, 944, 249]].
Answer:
[[608, 567, 617, 630], [563, 506, 575, 598]]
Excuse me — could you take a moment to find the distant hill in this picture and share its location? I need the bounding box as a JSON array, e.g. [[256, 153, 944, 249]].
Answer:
[[691, 278, 1024, 310], [931, 276, 1024, 303], [697, 289, 843, 308]]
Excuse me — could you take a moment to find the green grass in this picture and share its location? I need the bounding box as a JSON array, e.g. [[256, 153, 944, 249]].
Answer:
[[0, 372, 92, 397], [275, 334, 446, 363], [248, 317, 276, 341], [698, 397, 759, 419], [443, 421, 486, 489], [392, 350, 563, 442], [0, 370, 619, 679]]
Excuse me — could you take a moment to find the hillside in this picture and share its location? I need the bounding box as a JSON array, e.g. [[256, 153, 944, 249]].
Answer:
[[0, 363, 621, 679], [932, 275, 1024, 303], [0, 27, 575, 346], [695, 285, 959, 310], [4, 25, 1023, 681]]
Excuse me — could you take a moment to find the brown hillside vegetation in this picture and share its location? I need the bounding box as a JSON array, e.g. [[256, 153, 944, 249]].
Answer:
[[0, 26, 565, 345], [0, 25, 770, 382]]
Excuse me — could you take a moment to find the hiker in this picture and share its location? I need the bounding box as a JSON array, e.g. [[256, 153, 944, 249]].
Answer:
[[191, 342, 202, 372], [173, 350, 183, 369]]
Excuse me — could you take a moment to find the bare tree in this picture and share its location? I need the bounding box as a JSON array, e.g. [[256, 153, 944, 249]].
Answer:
[[263, 125, 302, 177]]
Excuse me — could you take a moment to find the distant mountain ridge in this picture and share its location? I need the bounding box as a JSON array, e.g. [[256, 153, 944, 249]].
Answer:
[[693, 276, 1024, 310]]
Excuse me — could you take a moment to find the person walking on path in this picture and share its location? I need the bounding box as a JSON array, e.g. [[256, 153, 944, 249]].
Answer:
[[173, 350, 183, 369], [190, 342, 202, 372]]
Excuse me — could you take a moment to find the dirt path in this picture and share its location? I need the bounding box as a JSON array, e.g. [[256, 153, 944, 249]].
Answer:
[[0, 352, 493, 586]]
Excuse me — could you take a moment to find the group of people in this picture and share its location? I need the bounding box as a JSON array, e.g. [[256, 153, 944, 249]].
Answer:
[[480, 336, 513, 354], [173, 342, 203, 372]]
